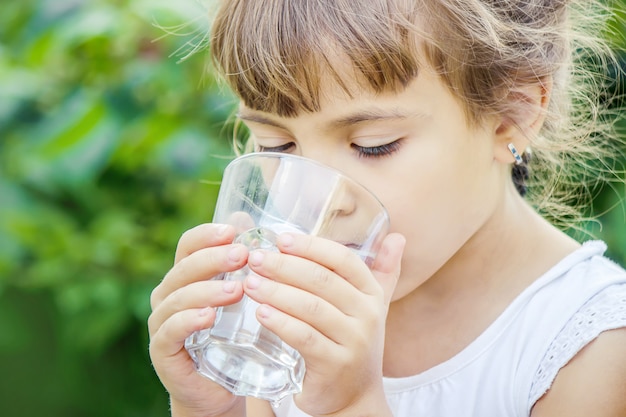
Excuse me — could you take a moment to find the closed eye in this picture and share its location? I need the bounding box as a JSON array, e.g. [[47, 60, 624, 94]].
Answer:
[[256, 142, 296, 153], [351, 140, 402, 159]]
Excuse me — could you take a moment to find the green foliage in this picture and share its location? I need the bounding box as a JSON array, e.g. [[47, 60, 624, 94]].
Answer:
[[0, 0, 624, 416], [1, 0, 235, 415]]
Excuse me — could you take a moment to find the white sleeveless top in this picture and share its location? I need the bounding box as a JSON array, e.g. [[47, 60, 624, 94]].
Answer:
[[272, 241, 626, 417]]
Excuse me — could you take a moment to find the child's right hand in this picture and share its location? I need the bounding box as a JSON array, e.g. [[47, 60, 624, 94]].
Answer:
[[148, 223, 249, 417]]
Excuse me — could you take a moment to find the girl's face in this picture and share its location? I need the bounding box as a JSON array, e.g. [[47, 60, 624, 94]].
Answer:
[[238, 67, 512, 300]]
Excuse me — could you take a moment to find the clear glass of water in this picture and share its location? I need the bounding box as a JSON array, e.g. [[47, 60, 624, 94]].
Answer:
[[185, 152, 389, 404]]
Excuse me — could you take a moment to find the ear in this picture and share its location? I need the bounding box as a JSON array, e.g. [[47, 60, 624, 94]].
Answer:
[[493, 77, 552, 164]]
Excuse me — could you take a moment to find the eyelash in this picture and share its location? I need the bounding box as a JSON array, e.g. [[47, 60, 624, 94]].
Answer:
[[256, 140, 402, 159], [256, 143, 296, 153], [352, 140, 402, 159]]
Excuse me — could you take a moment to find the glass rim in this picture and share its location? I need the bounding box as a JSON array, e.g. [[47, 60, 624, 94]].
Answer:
[[228, 151, 390, 222]]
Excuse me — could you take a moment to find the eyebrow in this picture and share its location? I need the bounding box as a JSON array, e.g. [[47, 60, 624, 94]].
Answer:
[[236, 112, 287, 129], [330, 108, 417, 128], [237, 107, 421, 131]]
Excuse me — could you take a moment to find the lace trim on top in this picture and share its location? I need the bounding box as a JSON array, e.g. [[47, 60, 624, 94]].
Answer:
[[529, 283, 626, 404]]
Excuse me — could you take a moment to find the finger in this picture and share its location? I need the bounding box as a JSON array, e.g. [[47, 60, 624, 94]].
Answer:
[[244, 273, 352, 344], [247, 249, 363, 317], [223, 211, 256, 235], [275, 233, 379, 296], [254, 303, 339, 365], [151, 244, 248, 309], [148, 279, 244, 337], [174, 223, 236, 264], [370, 233, 406, 304], [149, 307, 217, 358]]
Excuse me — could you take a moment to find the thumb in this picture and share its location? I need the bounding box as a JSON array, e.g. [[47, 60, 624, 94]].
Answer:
[[371, 232, 405, 304]]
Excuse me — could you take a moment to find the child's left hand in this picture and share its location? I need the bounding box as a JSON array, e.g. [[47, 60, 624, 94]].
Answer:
[[243, 232, 405, 417]]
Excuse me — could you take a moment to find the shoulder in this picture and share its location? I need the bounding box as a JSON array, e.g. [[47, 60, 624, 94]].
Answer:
[[531, 327, 626, 417], [529, 244, 626, 416], [522, 244, 626, 411], [534, 241, 625, 294]]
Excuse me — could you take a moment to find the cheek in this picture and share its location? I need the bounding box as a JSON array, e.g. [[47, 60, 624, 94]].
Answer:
[[376, 151, 498, 292], [376, 154, 460, 231], [382, 156, 496, 243]]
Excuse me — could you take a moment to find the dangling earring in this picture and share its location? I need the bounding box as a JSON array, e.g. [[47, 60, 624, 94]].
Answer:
[[507, 143, 524, 165]]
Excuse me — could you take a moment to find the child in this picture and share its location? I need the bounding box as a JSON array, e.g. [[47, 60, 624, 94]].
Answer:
[[148, 0, 626, 416]]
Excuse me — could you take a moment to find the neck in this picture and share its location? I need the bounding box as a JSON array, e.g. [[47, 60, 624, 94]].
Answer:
[[400, 185, 578, 307], [383, 187, 579, 376]]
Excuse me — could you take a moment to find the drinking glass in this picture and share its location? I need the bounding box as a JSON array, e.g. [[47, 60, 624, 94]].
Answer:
[[185, 152, 389, 404]]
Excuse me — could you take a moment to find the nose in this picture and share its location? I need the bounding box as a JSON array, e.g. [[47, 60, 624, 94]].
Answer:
[[265, 154, 358, 230], [296, 147, 358, 217], [326, 180, 358, 218], [259, 151, 387, 253]]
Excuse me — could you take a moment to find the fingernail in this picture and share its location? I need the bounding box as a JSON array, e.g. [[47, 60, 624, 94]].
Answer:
[[278, 233, 294, 247], [223, 281, 237, 293], [199, 307, 213, 317], [246, 274, 262, 289], [215, 224, 229, 237], [228, 246, 245, 262], [248, 251, 264, 266], [257, 304, 272, 319]]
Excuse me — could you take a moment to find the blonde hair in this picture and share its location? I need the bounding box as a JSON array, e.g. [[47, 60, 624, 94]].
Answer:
[[208, 0, 624, 231]]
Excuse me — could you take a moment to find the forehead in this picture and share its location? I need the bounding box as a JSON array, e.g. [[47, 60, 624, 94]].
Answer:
[[210, 0, 423, 117], [236, 73, 442, 134]]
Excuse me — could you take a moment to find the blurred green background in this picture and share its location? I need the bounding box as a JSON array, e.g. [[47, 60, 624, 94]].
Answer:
[[0, 0, 624, 416]]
